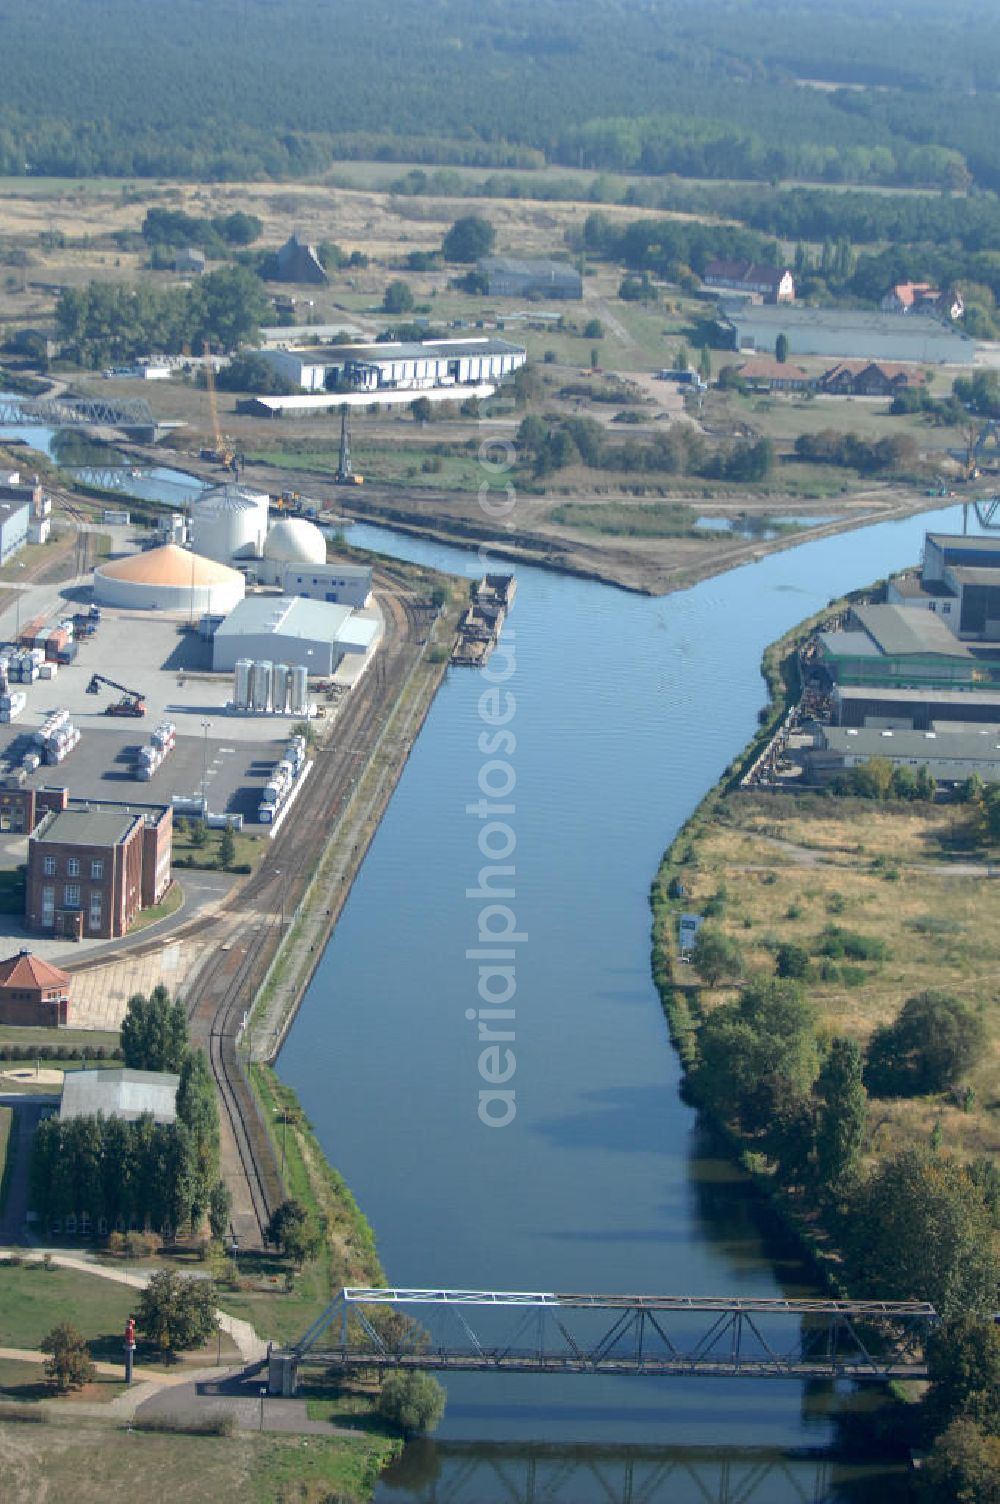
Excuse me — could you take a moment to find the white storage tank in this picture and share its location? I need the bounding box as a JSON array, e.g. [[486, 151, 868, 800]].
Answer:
[[191, 483, 269, 565], [234, 658, 253, 711], [289, 664, 309, 716], [272, 663, 290, 715], [94, 544, 245, 614], [251, 660, 273, 713]]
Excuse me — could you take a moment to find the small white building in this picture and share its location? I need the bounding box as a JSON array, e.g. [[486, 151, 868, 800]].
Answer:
[[60, 1067, 179, 1124], [212, 595, 379, 675], [281, 560, 373, 609]]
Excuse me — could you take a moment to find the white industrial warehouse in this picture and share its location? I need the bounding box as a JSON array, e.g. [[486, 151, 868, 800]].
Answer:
[[212, 596, 381, 676], [93, 544, 246, 613], [258, 336, 526, 395]]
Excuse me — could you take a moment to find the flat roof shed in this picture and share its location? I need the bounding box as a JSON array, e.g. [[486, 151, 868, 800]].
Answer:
[[60, 1067, 179, 1123]]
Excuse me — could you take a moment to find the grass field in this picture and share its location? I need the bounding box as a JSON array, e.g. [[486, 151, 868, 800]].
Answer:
[[170, 823, 262, 874], [0, 1356, 125, 1404], [0, 1260, 240, 1369], [0, 1026, 120, 1051], [0, 1418, 400, 1504], [667, 792, 1000, 1163]]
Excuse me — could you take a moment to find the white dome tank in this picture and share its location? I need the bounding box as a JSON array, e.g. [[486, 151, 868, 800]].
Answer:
[[263, 517, 327, 567], [191, 484, 269, 565]]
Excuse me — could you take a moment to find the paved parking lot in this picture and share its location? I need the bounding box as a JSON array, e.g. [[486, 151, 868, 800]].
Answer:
[[1, 604, 308, 829], [0, 725, 294, 828]]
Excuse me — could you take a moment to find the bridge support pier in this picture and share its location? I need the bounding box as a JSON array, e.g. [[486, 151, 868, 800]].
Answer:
[[268, 1349, 299, 1396]]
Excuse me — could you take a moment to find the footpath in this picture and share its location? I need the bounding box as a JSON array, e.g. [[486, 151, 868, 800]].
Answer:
[[0, 1246, 289, 1429]]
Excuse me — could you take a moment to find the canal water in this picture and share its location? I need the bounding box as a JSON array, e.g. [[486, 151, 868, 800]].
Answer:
[[0, 406, 972, 1499], [279, 506, 982, 1503]]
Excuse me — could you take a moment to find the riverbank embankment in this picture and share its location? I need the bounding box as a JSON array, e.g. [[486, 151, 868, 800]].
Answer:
[[649, 598, 1000, 1292]]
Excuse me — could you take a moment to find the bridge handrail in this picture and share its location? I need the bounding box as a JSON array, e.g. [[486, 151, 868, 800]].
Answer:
[[338, 1287, 938, 1317]]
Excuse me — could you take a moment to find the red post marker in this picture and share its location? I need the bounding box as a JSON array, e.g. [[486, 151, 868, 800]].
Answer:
[[125, 1318, 136, 1384]]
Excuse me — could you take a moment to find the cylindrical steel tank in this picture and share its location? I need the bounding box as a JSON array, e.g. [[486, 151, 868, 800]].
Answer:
[[272, 663, 290, 715], [289, 664, 309, 716], [234, 658, 253, 711], [190, 484, 269, 565], [251, 660, 273, 713]]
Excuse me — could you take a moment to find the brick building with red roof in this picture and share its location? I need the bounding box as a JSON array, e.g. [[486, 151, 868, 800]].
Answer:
[[0, 949, 71, 1026]]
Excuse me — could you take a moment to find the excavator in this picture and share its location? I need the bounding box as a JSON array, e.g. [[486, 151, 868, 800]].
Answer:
[[86, 673, 147, 717]]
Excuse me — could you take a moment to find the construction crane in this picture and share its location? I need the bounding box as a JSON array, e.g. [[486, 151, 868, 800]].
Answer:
[[335, 405, 363, 485], [199, 359, 235, 468], [86, 673, 147, 717]]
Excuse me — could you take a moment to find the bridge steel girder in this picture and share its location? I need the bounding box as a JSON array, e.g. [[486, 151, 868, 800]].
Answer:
[[282, 1287, 939, 1386], [0, 395, 156, 430]]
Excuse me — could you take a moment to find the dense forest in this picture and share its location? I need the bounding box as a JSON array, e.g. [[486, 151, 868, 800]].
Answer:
[[2, 0, 1000, 188]]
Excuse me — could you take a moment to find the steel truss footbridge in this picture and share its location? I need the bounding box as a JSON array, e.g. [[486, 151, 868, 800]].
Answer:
[[0, 394, 157, 435], [268, 1287, 939, 1394]]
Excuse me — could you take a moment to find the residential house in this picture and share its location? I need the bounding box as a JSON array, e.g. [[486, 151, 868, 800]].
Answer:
[[737, 358, 813, 392], [703, 260, 795, 304], [880, 283, 963, 320], [819, 361, 927, 397]]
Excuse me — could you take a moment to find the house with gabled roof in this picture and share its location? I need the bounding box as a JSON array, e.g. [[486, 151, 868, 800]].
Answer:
[[0, 949, 71, 1026], [737, 357, 812, 391], [819, 360, 927, 397], [880, 283, 963, 320], [703, 260, 795, 304]]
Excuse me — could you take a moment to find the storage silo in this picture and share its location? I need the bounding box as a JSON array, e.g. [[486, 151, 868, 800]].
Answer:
[[272, 663, 290, 715], [191, 484, 269, 565], [233, 658, 253, 710], [289, 664, 309, 716], [251, 660, 272, 713]]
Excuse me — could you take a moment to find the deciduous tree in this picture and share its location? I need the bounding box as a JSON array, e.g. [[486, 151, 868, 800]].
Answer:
[[137, 1271, 217, 1357], [41, 1322, 94, 1392], [865, 991, 985, 1096], [121, 986, 188, 1073], [925, 1315, 1000, 1437], [377, 1371, 446, 1434], [442, 215, 494, 263], [690, 926, 742, 986], [267, 1198, 322, 1265], [814, 1037, 866, 1190], [844, 1148, 1000, 1318]]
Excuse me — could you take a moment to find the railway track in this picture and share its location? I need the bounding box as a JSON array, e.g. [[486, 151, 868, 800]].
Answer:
[[181, 571, 441, 1245]]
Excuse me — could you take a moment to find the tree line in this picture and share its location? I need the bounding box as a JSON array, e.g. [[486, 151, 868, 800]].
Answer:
[[1, 0, 998, 189], [29, 986, 230, 1240], [55, 267, 270, 366], [666, 838, 999, 1495], [516, 414, 774, 485]]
